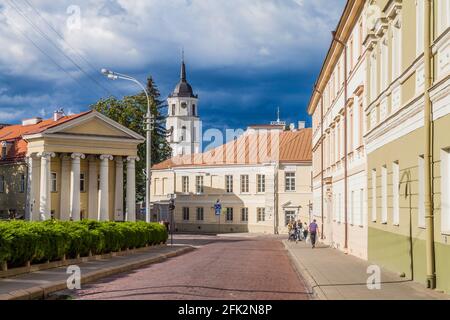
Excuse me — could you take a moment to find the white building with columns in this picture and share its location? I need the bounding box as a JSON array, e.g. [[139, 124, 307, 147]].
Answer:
[[0, 110, 144, 221], [166, 58, 201, 157]]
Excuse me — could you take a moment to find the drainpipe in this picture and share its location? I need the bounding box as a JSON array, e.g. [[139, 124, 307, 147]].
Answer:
[[424, 0, 436, 289], [333, 32, 349, 250]]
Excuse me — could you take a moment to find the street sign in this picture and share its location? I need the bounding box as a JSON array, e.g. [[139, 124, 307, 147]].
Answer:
[[214, 202, 222, 216]]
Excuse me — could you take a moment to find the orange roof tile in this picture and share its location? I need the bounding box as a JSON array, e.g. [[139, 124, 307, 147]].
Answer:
[[0, 111, 92, 162], [152, 128, 312, 170]]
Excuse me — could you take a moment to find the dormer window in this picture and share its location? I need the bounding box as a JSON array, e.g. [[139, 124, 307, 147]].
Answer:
[[1, 142, 10, 160]]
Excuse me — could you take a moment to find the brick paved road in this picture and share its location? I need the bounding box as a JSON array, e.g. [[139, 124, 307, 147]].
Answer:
[[69, 234, 310, 300]]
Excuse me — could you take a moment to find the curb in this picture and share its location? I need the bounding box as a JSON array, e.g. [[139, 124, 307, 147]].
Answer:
[[6, 246, 195, 300], [282, 240, 328, 300]]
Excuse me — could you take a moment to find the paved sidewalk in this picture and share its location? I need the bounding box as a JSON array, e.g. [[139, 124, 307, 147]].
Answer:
[[284, 240, 449, 300], [0, 245, 194, 300]]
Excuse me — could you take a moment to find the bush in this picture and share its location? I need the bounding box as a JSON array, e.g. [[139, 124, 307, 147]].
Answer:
[[0, 220, 168, 268]]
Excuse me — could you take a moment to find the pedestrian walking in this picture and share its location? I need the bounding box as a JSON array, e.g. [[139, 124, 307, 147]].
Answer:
[[309, 219, 319, 249], [303, 222, 308, 241]]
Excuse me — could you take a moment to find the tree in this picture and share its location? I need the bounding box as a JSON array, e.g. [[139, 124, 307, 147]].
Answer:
[[91, 76, 172, 202]]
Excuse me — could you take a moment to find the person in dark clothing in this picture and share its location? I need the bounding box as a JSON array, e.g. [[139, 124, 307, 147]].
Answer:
[[309, 219, 320, 248]]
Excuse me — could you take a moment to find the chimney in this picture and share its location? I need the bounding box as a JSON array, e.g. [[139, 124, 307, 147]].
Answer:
[[53, 109, 65, 121], [298, 121, 306, 129], [289, 123, 295, 131], [22, 117, 42, 126]]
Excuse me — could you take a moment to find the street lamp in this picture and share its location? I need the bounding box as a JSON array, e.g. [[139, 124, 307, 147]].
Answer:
[[101, 68, 153, 223]]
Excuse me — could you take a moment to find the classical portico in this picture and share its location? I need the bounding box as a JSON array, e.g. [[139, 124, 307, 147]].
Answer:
[[23, 111, 145, 221]]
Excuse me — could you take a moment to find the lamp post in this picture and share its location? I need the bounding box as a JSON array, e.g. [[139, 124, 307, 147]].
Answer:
[[101, 69, 153, 223]]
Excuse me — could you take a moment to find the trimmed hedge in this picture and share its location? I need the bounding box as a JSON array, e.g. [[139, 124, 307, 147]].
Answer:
[[0, 220, 168, 268]]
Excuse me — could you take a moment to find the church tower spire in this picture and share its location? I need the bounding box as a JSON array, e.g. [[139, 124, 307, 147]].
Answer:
[[166, 51, 201, 157]]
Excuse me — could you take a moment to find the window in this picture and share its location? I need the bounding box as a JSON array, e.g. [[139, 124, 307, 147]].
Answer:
[[80, 173, 86, 192], [240, 175, 249, 193], [257, 208, 265, 222], [337, 193, 342, 223], [416, 0, 425, 56], [285, 210, 296, 226], [381, 166, 388, 224], [225, 175, 233, 193], [19, 174, 25, 193], [257, 174, 265, 193], [392, 162, 400, 225], [183, 207, 190, 221], [51, 172, 57, 193], [349, 109, 354, 152], [370, 52, 378, 101], [359, 19, 363, 57], [181, 126, 187, 142], [359, 102, 364, 146], [381, 37, 389, 91], [196, 207, 204, 221], [192, 104, 196, 116], [196, 176, 204, 194], [182, 176, 189, 193], [0, 175, 4, 193], [349, 37, 354, 71], [418, 156, 425, 228], [372, 169, 377, 222], [1, 144, 6, 159], [171, 104, 175, 116], [241, 208, 248, 222], [392, 18, 402, 80], [350, 190, 355, 225], [226, 207, 233, 222], [285, 172, 296, 192], [441, 149, 450, 233], [359, 188, 364, 226]]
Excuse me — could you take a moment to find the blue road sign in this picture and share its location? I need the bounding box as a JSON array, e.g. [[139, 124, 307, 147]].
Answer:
[[214, 203, 222, 216]]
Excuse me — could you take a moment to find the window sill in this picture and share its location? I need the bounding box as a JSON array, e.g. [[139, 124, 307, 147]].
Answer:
[[441, 231, 450, 236]]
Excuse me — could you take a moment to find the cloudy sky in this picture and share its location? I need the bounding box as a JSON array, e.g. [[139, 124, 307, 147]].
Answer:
[[0, 0, 346, 132]]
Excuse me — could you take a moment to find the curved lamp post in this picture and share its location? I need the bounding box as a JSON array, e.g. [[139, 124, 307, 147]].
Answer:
[[101, 68, 152, 223]]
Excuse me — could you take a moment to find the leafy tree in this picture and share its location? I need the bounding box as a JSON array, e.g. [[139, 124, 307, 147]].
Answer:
[[91, 76, 172, 202]]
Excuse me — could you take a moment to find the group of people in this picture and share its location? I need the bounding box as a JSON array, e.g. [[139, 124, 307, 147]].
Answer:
[[287, 219, 320, 248]]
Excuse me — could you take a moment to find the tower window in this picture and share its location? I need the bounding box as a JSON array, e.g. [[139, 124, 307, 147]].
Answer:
[[181, 102, 187, 109], [171, 104, 175, 116], [181, 126, 187, 141], [192, 104, 196, 116]]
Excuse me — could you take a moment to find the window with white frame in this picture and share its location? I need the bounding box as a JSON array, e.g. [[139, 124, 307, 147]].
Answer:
[[350, 190, 355, 225], [416, 0, 425, 56], [196, 176, 204, 194], [80, 173, 86, 192], [392, 18, 402, 80], [257, 207, 265, 222], [226, 207, 233, 222], [418, 156, 426, 228], [240, 175, 249, 193], [370, 52, 378, 101], [257, 174, 265, 193], [225, 175, 233, 193], [241, 207, 248, 222], [285, 172, 296, 192], [182, 176, 189, 193], [441, 149, 450, 233], [338, 193, 342, 223], [51, 172, 57, 193], [438, 0, 450, 35], [381, 166, 388, 224], [182, 207, 190, 221], [196, 207, 204, 221], [372, 169, 377, 222], [359, 188, 364, 226], [392, 162, 400, 226]]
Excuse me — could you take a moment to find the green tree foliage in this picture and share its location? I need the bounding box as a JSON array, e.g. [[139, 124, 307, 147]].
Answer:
[[91, 76, 172, 201]]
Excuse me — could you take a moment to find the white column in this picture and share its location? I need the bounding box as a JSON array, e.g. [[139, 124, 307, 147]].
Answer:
[[26, 154, 40, 221], [126, 156, 139, 222], [114, 157, 124, 221], [70, 153, 85, 221], [39, 152, 55, 221], [60, 154, 71, 221], [98, 154, 113, 221], [87, 155, 98, 220]]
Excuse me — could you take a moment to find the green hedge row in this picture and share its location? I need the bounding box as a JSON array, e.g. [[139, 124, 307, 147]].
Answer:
[[0, 220, 168, 268]]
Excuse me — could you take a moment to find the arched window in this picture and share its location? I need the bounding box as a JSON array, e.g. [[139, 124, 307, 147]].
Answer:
[[181, 126, 187, 141]]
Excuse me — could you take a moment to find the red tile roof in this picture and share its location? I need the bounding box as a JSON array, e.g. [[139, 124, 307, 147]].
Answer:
[[152, 128, 312, 170], [0, 111, 91, 162]]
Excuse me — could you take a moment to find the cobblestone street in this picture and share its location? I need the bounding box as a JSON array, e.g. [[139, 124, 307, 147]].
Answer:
[[70, 234, 310, 300]]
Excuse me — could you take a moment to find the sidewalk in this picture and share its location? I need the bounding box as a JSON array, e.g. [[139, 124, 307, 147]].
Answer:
[[284, 240, 449, 300], [0, 245, 194, 300]]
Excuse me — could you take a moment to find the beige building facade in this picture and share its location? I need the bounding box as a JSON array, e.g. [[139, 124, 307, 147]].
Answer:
[[151, 126, 312, 234]]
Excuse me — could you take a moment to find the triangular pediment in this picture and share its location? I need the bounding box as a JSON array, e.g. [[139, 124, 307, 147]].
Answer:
[[44, 111, 145, 141]]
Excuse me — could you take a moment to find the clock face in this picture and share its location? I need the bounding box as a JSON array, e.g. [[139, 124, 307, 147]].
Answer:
[[181, 103, 187, 109]]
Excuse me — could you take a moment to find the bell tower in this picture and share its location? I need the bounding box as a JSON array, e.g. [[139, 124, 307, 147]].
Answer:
[[166, 54, 201, 157]]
